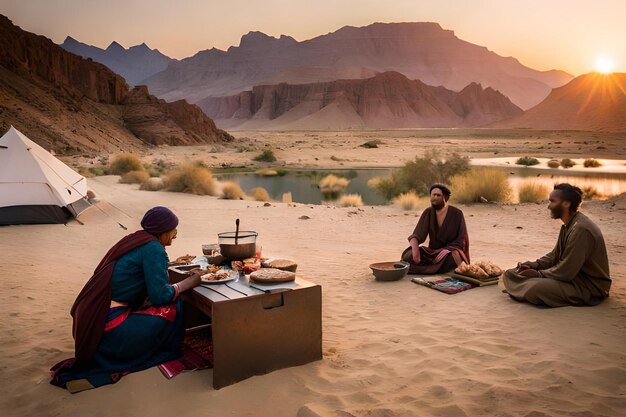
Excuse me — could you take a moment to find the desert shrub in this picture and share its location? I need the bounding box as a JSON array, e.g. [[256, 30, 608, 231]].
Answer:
[[583, 158, 602, 168], [547, 159, 560, 168], [253, 149, 277, 162], [518, 182, 549, 203], [282, 192, 292, 203], [250, 187, 271, 202], [392, 192, 424, 210], [255, 168, 288, 177], [338, 194, 363, 207], [87, 166, 108, 176], [581, 186, 601, 200], [516, 156, 540, 166], [145, 160, 167, 177], [221, 181, 245, 200], [560, 158, 576, 168], [450, 168, 512, 203], [360, 140, 381, 148], [368, 151, 470, 199], [119, 170, 150, 184], [319, 174, 350, 199], [109, 153, 144, 175], [164, 162, 217, 195], [140, 177, 166, 191], [368, 176, 397, 201]]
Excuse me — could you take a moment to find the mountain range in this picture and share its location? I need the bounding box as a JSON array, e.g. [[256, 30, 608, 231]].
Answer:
[[0, 15, 232, 154], [143, 22, 572, 110], [200, 71, 523, 130], [60, 37, 175, 86], [494, 72, 626, 132]]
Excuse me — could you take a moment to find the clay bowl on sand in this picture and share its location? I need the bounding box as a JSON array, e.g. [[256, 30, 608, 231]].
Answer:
[[369, 261, 410, 281]]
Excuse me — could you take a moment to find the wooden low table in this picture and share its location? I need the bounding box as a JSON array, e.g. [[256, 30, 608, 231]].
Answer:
[[169, 268, 322, 389]]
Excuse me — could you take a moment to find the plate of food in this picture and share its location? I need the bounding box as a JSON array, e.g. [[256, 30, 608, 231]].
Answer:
[[199, 268, 239, 285]]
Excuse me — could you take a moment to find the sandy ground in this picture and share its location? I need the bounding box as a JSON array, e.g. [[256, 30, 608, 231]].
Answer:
[[1, 171, 625, 417], [61, 129, 626, 173]]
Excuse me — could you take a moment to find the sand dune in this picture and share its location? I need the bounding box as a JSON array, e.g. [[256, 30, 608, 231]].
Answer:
[[1, 175, 625, 417]]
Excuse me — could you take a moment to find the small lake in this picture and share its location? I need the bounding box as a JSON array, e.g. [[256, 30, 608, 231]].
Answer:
[[216, 167, 626, 205]]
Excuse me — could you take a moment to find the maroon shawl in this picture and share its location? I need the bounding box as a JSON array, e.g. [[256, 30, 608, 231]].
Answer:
[[71, 231, 157, 361]]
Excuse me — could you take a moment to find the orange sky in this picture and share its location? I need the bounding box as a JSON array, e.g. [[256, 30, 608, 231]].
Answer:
[[1, 0, 624, 75]]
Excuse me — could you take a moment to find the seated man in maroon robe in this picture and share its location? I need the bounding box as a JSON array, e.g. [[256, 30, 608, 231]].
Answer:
[[401, 183, 470, 274]]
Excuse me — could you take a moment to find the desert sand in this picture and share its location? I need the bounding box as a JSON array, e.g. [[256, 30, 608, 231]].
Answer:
[[1, 164, 625, 417]]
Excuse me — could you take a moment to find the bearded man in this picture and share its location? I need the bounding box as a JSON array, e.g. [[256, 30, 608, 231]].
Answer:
[[503, 183, 611, 307], [401, 183, 470, 274]]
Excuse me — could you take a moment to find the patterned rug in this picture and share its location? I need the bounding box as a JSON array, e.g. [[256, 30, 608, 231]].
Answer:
[[157, 328, 213, 379]]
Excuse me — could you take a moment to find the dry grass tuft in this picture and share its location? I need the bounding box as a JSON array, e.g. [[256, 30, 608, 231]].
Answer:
[[547, 160, 560, 168], [392, 192, 425, 210], [109, 153, 144, 175], [164, 162, 217, 195], [450, 168, 512, 203], [221, 181, 246, 200], [319, 174, 350, 194], [140, 177, 166, 191], [250, 187, 271, 202], [583, 158, 602, 168], [119, 170, 150, 184], [518, 182, 549, 203], [338, 194, 363, 207]]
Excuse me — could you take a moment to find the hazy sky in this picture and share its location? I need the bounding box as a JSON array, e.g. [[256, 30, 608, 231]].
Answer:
[[2, 0, 625, 75]]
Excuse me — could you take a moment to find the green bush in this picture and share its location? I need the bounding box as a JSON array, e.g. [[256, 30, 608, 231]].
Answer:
[[516, 156, 540, 166], [360, 140, 381, 149], [583, 158, 602, 168], [450, 168, 512, 203], [109, 153, 144, 175], [561, 158, 576, 168], [368, 151, 470, 199], [253, 150, 277, 162], [88, 167, 108, 176]]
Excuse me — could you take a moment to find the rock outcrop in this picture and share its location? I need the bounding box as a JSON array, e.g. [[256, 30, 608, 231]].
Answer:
[[145, 22, 572, 109], [494, 72, 626, 132], [199, 72, 523, 130], [0, 15, 232, 153]]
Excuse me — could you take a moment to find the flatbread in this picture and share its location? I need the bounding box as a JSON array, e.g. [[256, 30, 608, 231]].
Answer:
[[249, 268, 296, 283], [261, 258, 298, 272]]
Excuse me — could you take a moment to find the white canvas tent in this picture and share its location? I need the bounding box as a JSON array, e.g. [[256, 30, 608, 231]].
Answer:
[[0, 126, 91, 225]]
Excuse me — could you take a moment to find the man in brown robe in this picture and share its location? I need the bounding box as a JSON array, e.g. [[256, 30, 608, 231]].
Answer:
[[402, 183, 470, 274], [503, 183, 611, 307]]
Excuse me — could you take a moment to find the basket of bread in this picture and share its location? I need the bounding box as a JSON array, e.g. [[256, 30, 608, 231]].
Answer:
[[452, 260, 502, 286]]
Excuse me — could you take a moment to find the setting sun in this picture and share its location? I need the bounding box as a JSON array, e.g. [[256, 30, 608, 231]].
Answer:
[[594, 57, 615, 74]]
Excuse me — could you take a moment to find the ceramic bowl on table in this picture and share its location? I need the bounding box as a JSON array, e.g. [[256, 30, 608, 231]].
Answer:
[[369, 261, 410, 281]]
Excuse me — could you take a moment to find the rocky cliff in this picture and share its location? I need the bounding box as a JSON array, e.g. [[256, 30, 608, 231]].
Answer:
[[146, 22, 572, 110], [199, 72, 523, 130], [0, 15, 232, 153]]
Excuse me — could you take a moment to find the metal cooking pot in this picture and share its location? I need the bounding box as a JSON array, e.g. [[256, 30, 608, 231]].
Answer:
[[218, 231, 258, 260]]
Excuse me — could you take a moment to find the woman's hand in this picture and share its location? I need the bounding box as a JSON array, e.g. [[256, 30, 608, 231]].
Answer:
[[176, 272, 202, 293], [516, 261, 534, 272], [519, 269, 541, 278]]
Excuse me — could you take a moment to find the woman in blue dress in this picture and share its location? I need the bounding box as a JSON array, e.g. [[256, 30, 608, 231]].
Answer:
[[51, 206, 201, 392]]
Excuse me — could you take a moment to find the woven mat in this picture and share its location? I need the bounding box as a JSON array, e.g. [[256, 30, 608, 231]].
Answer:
[[158, 329, 213, 379]]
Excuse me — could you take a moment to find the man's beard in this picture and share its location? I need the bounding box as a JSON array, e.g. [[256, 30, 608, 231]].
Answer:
[[432, 201, 445, 210], [550, 205, 563, 219]]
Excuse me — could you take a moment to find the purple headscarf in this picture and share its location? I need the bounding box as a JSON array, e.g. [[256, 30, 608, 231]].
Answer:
[[140, 206, 179, 235]]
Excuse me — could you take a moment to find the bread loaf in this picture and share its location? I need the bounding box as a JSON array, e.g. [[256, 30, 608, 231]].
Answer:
[[250, 268, 296, 283], [261, 258, 297, 272]]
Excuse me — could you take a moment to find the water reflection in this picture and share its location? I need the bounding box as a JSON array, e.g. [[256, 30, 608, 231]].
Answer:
[[217, 168, 625, 205]]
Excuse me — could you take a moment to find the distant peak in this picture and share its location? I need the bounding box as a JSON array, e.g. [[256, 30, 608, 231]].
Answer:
[[106, 41, 125, 51], [63, 36, 79, 44], [238, 31, 295, 48], [129, 42, 151, 51]]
